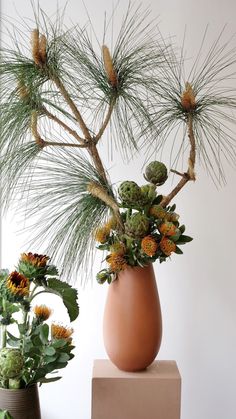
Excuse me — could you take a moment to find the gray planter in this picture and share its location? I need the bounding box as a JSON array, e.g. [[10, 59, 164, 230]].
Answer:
[[0, 385, 41, 419]]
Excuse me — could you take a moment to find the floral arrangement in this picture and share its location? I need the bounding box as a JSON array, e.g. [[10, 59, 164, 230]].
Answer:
[[0, 4, 236, 284], [95, 161, 192, 284], [0, 253, 79, 389]]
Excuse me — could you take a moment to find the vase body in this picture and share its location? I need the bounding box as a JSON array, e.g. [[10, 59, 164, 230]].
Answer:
[[103, 264, 162, 372], [0, 384, 41, 419]]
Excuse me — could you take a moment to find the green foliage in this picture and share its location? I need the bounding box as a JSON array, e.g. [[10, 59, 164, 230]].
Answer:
[[0, 253, 78, 389], [0, 410, 14, 419], [46, 278, 79, 321]]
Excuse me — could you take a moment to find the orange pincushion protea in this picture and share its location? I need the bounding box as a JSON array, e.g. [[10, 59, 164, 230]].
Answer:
[[51, 324, 73, 341], [107, 253, 128, 272], [105, 216, 117, 231], [34, 305, 52, 321], [20, 252, 49, 267], [141, 236, 158, 257], [6, 271, 30, 297], [160, 237, 176, 256], [159, 222, 177, 236]]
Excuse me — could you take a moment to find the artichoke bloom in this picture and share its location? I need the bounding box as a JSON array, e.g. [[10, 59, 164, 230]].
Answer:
[[6, 271, 29, 297]]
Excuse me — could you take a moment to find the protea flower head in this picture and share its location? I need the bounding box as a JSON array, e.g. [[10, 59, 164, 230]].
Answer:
[[6, 271, 29, 298], [34, 305, 52, 322], [51, 324, 73, 341]]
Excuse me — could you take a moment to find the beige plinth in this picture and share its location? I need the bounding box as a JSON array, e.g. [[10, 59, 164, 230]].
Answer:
[[92, 360, 181, 419]]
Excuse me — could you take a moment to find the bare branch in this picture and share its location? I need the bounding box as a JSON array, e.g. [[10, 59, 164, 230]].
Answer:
[[161, 114, 196, 207], [42, 107, 85, 144], [95, 96, 116, 143], [51, 75, 92, 141]]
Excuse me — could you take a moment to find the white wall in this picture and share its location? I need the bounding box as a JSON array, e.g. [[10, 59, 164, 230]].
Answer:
[[1, 1, 236, 419]]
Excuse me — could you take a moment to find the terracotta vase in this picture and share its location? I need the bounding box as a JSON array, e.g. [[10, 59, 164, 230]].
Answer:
[[103, 264, 162, 372], [0, 384, 41, 419]]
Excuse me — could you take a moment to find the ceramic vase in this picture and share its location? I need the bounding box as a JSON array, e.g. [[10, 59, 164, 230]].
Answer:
[[103, 264, 162, 372], [0, 384, 41, 419]]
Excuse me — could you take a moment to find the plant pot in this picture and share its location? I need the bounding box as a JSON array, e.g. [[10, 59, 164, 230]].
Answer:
[[103, 264, 162, 372], [0, 384, 41, 419]]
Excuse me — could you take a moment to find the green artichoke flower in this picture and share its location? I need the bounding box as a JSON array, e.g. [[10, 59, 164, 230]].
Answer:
[[118, 181, 142, 206], [0, 348, 24, 379], [140, 184, 156, 205], [125, 212, 150, 238], [144, 161, 168, 185]]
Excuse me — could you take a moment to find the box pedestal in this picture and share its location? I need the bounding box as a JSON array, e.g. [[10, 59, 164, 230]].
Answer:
[[92, 360, 181, 419]]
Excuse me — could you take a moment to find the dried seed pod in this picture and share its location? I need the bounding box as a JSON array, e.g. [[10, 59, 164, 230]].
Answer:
[[102, 45, 118, 87], [181, 82, 196, 111], [39, 34, 47, 64], [31, 29, 41, 66]]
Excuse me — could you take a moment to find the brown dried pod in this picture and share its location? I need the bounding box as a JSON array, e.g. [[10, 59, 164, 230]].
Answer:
[[102, 45, 118, 87], [31, 29, 41, 66], [39, 34, 47, 64], [181, 82, 196, 111]]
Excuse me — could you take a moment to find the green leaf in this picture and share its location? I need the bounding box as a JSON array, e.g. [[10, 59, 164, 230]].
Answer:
[[38, 376, 62, 386], [175, 246, 183, 254], [152, 195, 163, 205], [44, 355, 58, 364], [170, 204, 176, 211], [40, 324, 49, 345], [57, 353, 70, 363], [0, 410, 14, 419], [46, 278, 79, 321], [179, 225, 185, 234], [177, 235, 193, 244], [45, 346, 56, 356], [52, 339, 68, 349]]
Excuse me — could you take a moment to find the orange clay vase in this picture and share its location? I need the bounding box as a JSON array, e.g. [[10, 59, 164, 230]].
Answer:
[[103, 264, 162, 372]]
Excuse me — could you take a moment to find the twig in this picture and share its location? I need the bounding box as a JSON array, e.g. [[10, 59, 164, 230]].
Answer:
[[31, 111, 87, 149], [95, 96, 117, 143], [51, 75, 92, 141], [161, 113, 196, 207], [87, 181, 124, 232], [42, 107, 86, 144]]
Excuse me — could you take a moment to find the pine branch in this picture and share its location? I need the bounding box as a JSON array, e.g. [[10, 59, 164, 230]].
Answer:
[[161, 114, 196, 207], [42, 107, 85, 144], [51, 74, 91, 142], [95, 96, 117, 143]]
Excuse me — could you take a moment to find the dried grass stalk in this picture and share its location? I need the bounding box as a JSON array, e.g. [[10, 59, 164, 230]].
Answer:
[[31, 29, 41, 66], [31, 110, 45, 147]]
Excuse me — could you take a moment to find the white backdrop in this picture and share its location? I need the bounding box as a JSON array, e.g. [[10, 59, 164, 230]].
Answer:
[[1, 1, 236, 419]]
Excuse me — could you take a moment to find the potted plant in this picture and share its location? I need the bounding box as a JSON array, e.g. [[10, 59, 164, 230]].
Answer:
[[1, 4, 236, 371], [0, 253, 79, 419]]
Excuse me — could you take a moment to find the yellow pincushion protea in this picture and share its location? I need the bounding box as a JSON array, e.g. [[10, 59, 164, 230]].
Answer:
[[141, 236, 158, 257], [107, 253, 128, 272], [51, 324, 73, 341], [34, 305, 52, 321], [160, 237, 176, 256], [20, 252, 49, 267], [6, 271, 30, 297], [94, 225, 110, 243]]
